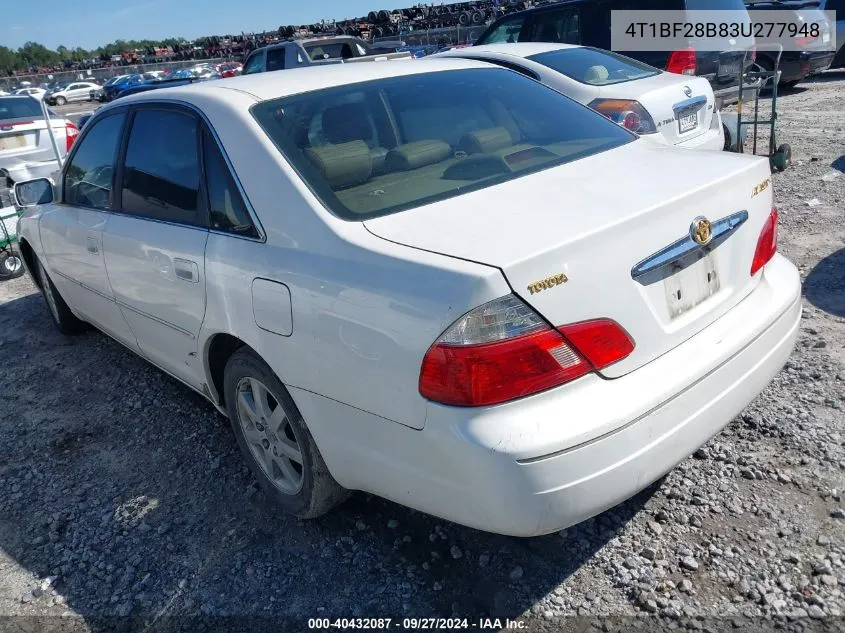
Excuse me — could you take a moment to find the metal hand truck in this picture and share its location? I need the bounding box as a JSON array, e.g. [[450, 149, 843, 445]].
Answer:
[[735, 43, 792, 172]]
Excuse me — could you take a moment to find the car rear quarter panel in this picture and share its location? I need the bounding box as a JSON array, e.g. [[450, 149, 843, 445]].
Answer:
[[193, 91, 510, 430]]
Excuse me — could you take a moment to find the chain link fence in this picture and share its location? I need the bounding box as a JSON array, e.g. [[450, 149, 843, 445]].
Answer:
[[0, 58, 234, 92]]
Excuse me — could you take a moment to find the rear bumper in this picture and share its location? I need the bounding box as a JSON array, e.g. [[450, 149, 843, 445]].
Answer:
[[298, 255, 801, 536], [806, 51, 836, 75], [674, 126, 725, 151], [776, 51, 835, 83]]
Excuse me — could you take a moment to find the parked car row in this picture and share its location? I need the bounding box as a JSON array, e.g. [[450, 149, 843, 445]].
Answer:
[[90, 62, 242, 103]]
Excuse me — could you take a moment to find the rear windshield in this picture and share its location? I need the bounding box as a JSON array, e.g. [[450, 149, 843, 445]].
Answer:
[[304, 41, 369, 60], [528, 47, 660, 85], [0, 97, 43, 121], [252, 68, 633, 220]]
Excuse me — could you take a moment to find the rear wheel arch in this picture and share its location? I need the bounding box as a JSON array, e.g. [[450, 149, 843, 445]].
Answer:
[[205, 332, 248, 406]]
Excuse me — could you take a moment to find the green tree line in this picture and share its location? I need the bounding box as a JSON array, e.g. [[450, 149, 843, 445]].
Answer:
[[0, 38, 191, 73]]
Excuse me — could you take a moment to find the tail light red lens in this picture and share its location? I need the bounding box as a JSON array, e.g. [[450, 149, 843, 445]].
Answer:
[[666, 47, 697, 76], [751, 207, 779, 276], [559, 320, 635, 370], [65, 121, 80, 153], [588, 99, 657, 135], [419, 295, 634, 407]]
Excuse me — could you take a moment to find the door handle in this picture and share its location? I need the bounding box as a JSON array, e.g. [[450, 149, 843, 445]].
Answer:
[[173, 258, 199, 283], [86, 236, 99, 254]]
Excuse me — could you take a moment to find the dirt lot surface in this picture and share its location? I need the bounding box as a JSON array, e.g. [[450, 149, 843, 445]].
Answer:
[[0, 72, 843, 632]]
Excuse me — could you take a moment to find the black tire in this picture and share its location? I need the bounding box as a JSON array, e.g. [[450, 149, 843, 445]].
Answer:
[[772, 143, 792, 172], [780, 79, 801, 90], [223, 348, 349, 519], [0, 249, 25, 279], [35, 257, 86, 335]]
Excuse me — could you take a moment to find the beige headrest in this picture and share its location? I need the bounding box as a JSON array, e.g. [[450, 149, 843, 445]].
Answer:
[[386, 140, 452, 172], [584, 65, 610, 84], [305, 141, 372, 189], [459, 127, 515, 154]]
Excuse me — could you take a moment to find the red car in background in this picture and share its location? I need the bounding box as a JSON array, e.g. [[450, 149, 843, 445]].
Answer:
[[216, 62, 243, 78]]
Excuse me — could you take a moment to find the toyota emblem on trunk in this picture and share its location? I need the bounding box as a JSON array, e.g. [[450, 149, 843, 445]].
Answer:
[[691, 217, 713, 246]]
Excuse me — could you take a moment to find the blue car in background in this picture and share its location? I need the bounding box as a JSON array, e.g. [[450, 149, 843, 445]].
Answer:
[[103, 74, 145, 101]]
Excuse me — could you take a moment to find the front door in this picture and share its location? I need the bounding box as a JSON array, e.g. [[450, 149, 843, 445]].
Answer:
[[102, 105, 208, 388], [38, 110, 137, 347]]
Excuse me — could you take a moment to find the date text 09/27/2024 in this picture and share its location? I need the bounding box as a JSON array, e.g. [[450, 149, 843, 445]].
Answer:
[[308, 618, 526, 630]]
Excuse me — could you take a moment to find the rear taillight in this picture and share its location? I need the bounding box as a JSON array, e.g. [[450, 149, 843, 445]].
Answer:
[[419, 295, 634, 407], [589, 99, 657, 135], [666, 47, 697, 76], [751, 207, 778, 276], [65, 121, 79, 152]]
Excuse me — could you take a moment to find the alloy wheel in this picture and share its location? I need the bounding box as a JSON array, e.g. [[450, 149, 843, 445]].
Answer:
[[236, 377, 304, 495], [3, 254, 22, 275]]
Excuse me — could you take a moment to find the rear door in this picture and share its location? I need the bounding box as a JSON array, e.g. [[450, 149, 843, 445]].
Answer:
[[103, 104, 209, 388]]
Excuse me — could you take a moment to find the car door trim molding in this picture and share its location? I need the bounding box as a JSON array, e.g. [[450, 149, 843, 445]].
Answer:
[[52, 266, 195, 339], [52, 268, 112, 302], [631, 210, 748, 283], [115, 298, 196, 339]]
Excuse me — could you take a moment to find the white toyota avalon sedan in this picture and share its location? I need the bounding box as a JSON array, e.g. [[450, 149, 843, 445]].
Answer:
[[436, 43, 725, 151], [14, 59, 800, 536]]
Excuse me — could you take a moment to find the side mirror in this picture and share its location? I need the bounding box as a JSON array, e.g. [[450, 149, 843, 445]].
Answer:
[[13, 178, 54, 208]]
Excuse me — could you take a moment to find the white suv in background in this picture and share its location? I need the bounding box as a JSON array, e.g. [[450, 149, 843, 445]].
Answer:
[[45, 82, 100, 106]]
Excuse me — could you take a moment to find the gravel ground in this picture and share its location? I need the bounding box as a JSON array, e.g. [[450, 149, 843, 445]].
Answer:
[[0, 71, 843, 632]]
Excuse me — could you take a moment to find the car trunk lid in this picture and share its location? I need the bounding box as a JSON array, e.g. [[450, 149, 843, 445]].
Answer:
[[364, 141, 775, 378], [0, 117, 66, 163], [604, 73, 715, 145]]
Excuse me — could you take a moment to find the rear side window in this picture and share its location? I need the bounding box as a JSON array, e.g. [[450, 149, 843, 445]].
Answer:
[[63, 113, 125, 210], [479, 16, 526, 44], [252, 68, 633, 221], [525, 8, 582, 44], [267, 48, 286, 71], [528, 47, 660, 85], [120, 109, 201, 225], [203, 131, 258, 237]]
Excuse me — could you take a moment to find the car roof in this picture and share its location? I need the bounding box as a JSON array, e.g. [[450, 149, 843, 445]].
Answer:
[[445, 43, 581, 58], [115, 57, 492, 104]]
